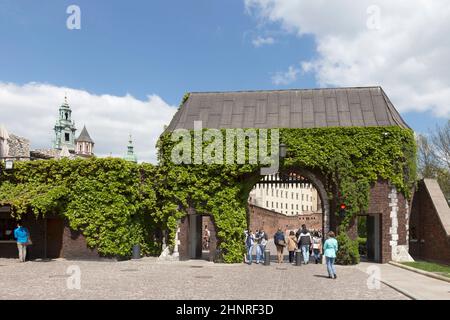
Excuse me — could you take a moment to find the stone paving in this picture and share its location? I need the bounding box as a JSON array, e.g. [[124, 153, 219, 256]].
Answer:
[[0, 256, 407, 300]]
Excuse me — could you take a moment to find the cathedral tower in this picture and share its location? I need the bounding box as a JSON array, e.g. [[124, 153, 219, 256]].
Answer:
[[123, 134, 138, 163], [53, 96, 77, 151]]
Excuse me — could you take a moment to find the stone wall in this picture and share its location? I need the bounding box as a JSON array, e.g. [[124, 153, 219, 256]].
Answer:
[[7, 134, 30, 160]]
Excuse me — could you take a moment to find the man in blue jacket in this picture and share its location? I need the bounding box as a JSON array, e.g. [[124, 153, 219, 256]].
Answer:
[[14, 221, 30, 262]]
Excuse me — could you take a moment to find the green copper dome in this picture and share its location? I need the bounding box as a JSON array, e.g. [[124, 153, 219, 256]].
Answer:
[[124, 135, 138, 163]]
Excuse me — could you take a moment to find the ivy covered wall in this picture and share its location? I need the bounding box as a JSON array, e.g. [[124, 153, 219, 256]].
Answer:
[[0, 126, 416, 263]]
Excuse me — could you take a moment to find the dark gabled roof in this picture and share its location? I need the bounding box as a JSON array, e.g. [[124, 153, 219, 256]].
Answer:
[[164, 86, 409, 132], [76, 125, 94, 143]]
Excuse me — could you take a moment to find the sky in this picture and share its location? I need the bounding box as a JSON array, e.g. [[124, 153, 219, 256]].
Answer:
[[0, 0, 449, 162]]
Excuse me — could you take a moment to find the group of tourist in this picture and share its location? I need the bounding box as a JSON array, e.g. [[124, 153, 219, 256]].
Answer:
[[244, 229, 268, 264], [245, 225, 339, 279]]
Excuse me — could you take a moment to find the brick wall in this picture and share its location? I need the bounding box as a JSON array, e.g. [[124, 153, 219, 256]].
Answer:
[[178, 215, 189, 260], [366, 180, 409, 263], [60, 220, 99, 259], [0, 209, 99, 260], [409, 180, 450, 264], [249, 204, 323, 238], [202, 216, 217, 262]]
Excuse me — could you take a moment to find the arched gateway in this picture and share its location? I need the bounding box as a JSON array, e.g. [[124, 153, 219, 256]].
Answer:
[[160, 87, 415, 264]]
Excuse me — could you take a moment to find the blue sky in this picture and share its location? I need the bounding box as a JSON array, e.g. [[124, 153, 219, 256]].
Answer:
[[0, 0, 449, 161], [0, 0, 317, 103]]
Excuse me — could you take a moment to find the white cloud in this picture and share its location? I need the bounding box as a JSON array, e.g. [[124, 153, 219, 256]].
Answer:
[[272, 65, 300, 85], [245, 0, 450, 118], [0, 82, 177, 163], [252, 36, 275, 47]]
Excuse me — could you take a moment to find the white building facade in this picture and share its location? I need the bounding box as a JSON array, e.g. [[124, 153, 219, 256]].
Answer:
[[249, 183, 319, 216]]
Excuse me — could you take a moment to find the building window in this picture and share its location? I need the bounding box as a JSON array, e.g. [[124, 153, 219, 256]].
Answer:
[[285, 203, 288, 209], [65, 133, 70, 142], [276, 202, 278, 209], [291, 192, 294, 199], [302, 194, 304, 201], [276, 190, 278, 197], [266, 201, 269, 207], [280, 191, 282, 198], [291, 204, 294, 210], [302, 205, 304, 211], [296, 204, 298, 210], [271, 202, 274, 208], [296, 193, 299, 200]]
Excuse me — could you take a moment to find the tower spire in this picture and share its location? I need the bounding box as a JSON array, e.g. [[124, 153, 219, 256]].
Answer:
[[124, 134, 138, 163]]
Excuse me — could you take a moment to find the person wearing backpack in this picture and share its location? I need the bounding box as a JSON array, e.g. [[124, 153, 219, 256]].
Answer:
[[274, 228, 286, 264], [14, 221, 30, 262], [297, 224, 312, 264], [245, 229, 255, 265]]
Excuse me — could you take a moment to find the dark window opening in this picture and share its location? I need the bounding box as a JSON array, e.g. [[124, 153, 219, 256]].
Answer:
[[65, 133, 70, 142], [0, 217, 16, 241]]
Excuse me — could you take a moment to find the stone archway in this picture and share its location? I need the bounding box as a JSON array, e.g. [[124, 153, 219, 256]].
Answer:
[[246, 167, 331, 238]]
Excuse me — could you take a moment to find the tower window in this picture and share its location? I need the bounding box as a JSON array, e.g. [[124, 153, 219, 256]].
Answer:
[[65, 112, 68, 120], [65, 133, 70, 142]]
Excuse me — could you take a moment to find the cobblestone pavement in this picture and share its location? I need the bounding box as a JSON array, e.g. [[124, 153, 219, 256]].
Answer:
[[0, 257, 408, 300]]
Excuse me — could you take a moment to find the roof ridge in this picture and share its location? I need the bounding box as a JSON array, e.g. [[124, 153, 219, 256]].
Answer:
[[188, 86, 382, 95]]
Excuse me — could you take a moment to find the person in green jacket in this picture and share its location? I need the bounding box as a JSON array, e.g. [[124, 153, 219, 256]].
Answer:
[[323, 231, 338, 279]]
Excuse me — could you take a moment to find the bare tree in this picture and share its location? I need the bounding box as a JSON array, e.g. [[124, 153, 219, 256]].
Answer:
[[417, 120, 450, 204], [431, 120, 450, 171]]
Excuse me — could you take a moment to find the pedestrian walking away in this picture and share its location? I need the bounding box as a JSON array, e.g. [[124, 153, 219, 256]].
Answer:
[[287, 231, 298, 264], [274, 228, 286, 264], [312, 231, 322, 264], [297, 224, 312, 264], [323, 231, 339, 279], [14, 221, 31, 262]]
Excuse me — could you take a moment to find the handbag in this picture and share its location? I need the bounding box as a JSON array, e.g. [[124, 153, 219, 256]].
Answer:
[[26, 237, 33, 246], [277, 240, 286, 247]]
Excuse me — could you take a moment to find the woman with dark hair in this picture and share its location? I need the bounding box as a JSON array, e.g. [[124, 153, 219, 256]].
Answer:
[[14, 221, 30, 262], [274, 228, 286, 264], [323, 231, 338, 279]]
